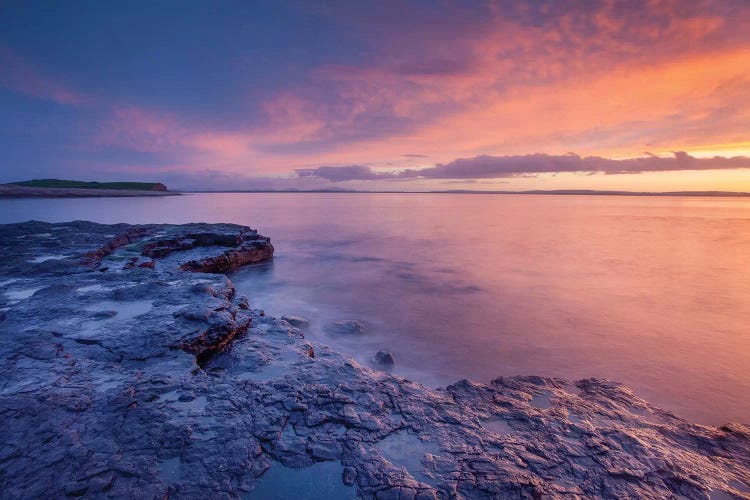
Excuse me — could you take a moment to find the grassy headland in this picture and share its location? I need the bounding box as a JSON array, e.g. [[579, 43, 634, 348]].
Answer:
[[1, 179, 176, 198], [11, 179, 167, 191]]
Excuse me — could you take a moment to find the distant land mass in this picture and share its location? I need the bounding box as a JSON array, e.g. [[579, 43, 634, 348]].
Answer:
[[0, 179, 177, 198], [187, 188, 750, 197], [11, 179, 168, 191], [434, 189, 750, 197]]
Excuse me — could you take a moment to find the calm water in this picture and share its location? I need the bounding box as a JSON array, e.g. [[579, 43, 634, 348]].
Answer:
[[2, 193, 749, 424]]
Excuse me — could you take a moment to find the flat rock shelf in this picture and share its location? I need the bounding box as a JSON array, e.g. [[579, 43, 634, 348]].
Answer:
[[0, 221, 748, 499]]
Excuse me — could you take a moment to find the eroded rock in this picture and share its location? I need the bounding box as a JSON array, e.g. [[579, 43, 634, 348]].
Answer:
[[282, 315, 310, 329], [374, 350, 395, 367]]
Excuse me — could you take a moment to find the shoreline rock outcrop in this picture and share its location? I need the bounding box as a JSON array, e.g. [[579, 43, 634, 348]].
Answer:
[[282, 315, 310, 329], [325, 319, 367, 335], [374, 350, 395, 368], [1, 221, 749, 499]]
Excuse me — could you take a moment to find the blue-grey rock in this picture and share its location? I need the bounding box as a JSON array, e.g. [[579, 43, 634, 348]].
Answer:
[[374, 350, 395, 367], [325, 319, 366, 335], [282, 315, 310, 329], [0, 221, 748, 500]]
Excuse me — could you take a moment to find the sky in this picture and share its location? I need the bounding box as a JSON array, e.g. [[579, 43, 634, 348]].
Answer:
[[1, 0, 750, 192]]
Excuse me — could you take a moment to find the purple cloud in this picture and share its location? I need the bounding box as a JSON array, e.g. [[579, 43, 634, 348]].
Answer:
[[296, 152, 750, 182], [295, 164, 392, 181]]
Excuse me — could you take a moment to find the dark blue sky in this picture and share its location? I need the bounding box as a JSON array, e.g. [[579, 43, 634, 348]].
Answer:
[[1, 1, 371, 178]]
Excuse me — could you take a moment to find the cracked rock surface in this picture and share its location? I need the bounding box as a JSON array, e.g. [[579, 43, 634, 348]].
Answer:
[[0, 221, 749, 499]]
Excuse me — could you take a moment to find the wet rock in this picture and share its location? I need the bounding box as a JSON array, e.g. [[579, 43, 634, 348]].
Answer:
[[374, 350, 395, 367], [179, 310, 253, 366], [282, 315, 310, 329], [122, 256, 139, 270], [139, 231, 252, 259], [137, 226, 274, 274], [342, 466, 358, 486], [180, 240, 274, 273], [325, 319, 366, 335], [81, 226, 151, 268], [91, 310, 117, 319], [308, 439, 341, 460]]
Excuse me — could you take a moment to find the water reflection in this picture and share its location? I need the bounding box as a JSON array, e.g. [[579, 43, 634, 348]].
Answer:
[[2, 193, 750, 424], [250, 461, 355, 499]]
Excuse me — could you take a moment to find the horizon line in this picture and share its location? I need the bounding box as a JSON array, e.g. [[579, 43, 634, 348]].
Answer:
[[181, 189, 750, 197]]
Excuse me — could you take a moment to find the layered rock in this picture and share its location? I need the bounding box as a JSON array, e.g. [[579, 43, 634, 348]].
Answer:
[[0, 221, 748, 499], [140, 227, 274, 273]]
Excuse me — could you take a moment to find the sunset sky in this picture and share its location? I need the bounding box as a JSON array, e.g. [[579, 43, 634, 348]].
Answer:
[[1, 0, 750, 191]]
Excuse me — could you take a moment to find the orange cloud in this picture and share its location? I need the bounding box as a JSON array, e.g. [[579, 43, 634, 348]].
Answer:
[[240, 0, 750, 173], [44, 0, 750, 186]]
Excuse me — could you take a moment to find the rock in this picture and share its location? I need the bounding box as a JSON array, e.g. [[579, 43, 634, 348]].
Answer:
[[324, 319, 366, 335], [180, 240, 274, 273], [122, 256, 139, 270], [80, 226, 151, 268], [178, 310, 253, 367], [91, 310, 117, 319], [307, 439, 341, 460], [139, 228, 274, 274], [1, 221, 749, 500], [342, 466, 357, 486], [374, 350, 395, 367], [282, 315, 310, 329]]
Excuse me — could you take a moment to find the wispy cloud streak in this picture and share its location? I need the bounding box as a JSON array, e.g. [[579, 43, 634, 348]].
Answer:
[[0, 46, 87, 106]]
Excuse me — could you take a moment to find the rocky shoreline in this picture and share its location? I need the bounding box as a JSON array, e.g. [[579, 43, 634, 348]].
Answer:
[[0, 221, 748, 499]]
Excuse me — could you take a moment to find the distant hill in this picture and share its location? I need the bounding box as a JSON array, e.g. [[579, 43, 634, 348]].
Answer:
[[504, 189, 750, 197], [11, 179, 168, 191]]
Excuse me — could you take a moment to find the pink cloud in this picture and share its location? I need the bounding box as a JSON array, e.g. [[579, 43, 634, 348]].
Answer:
[[94, 106, 184, 153], [0, 45, 88, 106], [296, 152, 750, 181], [247, 0, 750, 166]]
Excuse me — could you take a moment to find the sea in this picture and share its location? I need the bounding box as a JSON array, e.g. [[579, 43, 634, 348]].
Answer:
[[2, 192, 749, 425]]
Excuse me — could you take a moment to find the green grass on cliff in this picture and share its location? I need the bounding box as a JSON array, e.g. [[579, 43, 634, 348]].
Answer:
[[11, 179, 167, 191]]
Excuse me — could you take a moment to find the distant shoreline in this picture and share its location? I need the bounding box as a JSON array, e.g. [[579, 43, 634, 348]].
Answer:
[[0, 184, 181, 199], [184, 189, 750, 197], [3, 184, 748, 199]]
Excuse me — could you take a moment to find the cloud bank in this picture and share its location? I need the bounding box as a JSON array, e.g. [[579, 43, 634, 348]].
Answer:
[[296, 152, 750, 182]]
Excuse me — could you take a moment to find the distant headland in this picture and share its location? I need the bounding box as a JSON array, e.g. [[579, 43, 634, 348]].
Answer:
[[0, 179, 179, 198]]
